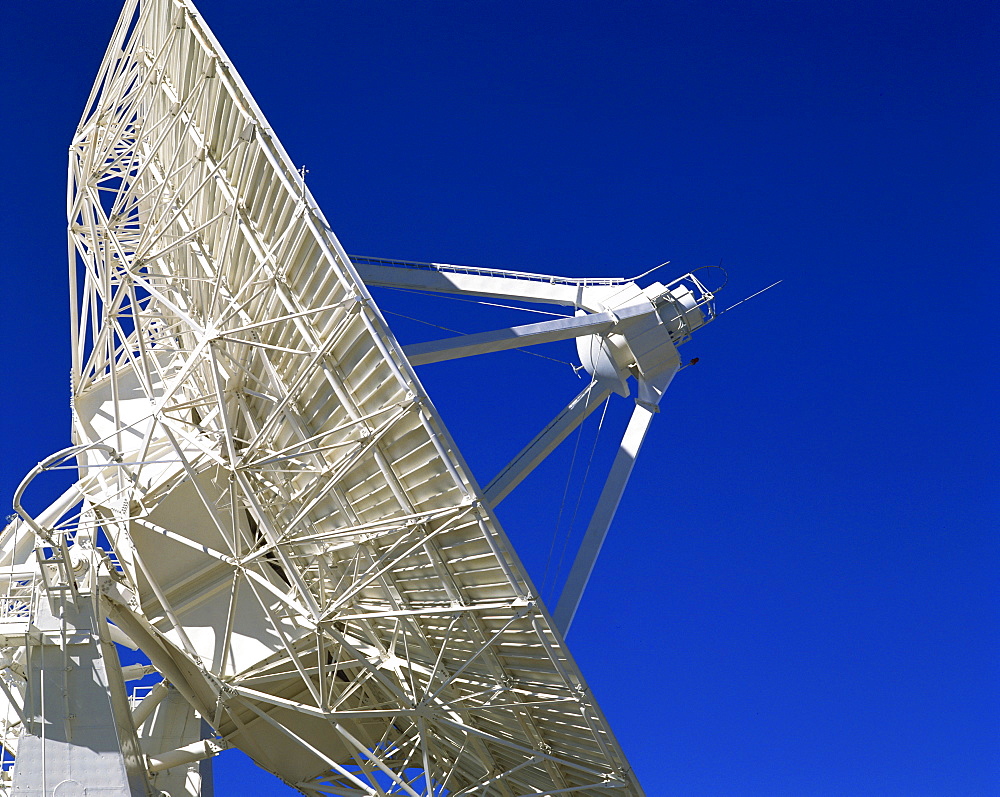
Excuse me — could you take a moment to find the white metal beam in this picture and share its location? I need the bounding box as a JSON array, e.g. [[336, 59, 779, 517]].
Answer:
[[36, 1, 685, 793], [403, 311, 617, 366], [483, 380, 615, 507], [552, 371, 678, 635], [352, 256, 628, 312]]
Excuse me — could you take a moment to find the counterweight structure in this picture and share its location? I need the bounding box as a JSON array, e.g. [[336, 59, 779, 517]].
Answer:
[[1, 1, 717, 794]]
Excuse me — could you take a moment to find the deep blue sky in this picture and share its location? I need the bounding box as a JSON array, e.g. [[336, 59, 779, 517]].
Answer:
[[2, 1, 997, 795]]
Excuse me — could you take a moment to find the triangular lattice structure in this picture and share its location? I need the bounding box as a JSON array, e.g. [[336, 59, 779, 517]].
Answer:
[[56, 0, 645, 794]]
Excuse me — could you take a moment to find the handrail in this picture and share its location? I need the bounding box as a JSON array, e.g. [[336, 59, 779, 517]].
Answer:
[[350, 255, 633, 288], [13, 443, 120, 545]]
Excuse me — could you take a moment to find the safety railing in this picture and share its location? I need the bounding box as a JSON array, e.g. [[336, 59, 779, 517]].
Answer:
[[350, 255, 633, 288], [129, 683, 156, 711], [0, 575, 34, 631], [651, 271, 717, 345]]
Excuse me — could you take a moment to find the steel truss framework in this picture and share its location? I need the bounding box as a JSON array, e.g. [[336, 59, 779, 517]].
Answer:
[[0, 0, 717, 795]]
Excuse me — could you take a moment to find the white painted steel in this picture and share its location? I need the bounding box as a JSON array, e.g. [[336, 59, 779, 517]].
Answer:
[[352, 257, 634, 313], [552, 373, 677, 636], [2, 0, 719, 793], [403, 312, 618, 366], [483, 381, 617, 507], [137, 686, 215, 796], [2, 0, 668, 794], [10, 591, 149, 796], [147, 738, 227, 773]]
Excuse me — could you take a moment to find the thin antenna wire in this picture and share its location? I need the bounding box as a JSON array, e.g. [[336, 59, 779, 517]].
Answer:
[[628, 261, 671, 281], [542, 383, 593, 597], [549, 395, 611, 605], [381, 309, 577, 368], [718, 280, 783, 316]]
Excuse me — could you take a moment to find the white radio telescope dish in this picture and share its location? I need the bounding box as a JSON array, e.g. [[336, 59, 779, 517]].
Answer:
[[0, 1, 720, 795]]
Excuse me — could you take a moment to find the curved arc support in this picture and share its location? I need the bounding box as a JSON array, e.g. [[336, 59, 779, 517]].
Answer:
[[12, 443, 119, 545]]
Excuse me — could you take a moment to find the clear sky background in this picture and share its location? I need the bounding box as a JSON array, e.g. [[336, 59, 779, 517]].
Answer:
[[1, 1, 997, 795]]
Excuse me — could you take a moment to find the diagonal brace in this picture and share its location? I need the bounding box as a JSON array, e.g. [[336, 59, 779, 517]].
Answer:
[[403, 311, 617, 366], [483, 380, 615, 507], [552, 369, 678, 635]]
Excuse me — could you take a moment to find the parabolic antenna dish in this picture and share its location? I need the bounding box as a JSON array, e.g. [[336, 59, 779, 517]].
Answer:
[[2, 0, 661, 794]]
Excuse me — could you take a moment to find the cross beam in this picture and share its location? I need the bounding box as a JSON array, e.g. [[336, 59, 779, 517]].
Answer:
[[403, 311, 618, 366]]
